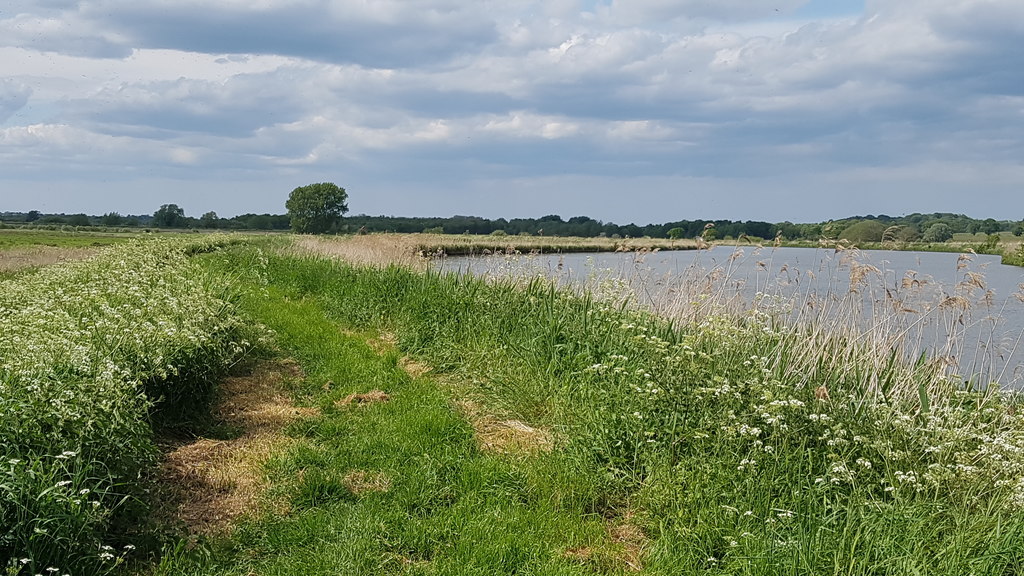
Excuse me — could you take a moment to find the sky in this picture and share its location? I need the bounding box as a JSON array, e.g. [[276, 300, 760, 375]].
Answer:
[[1, 0, 1023, 224]]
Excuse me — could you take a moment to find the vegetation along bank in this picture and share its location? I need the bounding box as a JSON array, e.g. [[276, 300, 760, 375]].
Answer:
[[4, 233, 1024, 574]]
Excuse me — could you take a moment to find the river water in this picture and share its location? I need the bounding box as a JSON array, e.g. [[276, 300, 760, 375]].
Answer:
[[440, 246, 1024, 387]]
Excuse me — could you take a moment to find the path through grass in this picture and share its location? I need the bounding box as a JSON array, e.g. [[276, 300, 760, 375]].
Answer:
[[157, 263, 635, 575]]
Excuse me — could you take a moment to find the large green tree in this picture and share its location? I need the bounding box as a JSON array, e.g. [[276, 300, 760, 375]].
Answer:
[[286, 182, 349, 234], [153, 204, 186, 228], [923, 222, 954, 242]]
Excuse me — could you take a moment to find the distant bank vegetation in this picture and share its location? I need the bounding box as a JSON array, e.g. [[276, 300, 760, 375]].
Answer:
[[2, 209, 1023, 243]]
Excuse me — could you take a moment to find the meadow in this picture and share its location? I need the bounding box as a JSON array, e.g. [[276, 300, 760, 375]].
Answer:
[[4, 233, 1024, 574]]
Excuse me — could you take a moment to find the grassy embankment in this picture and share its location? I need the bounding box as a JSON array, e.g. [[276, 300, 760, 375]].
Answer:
[[150, 235, 1024, 575], [1, 236, 254, 574]]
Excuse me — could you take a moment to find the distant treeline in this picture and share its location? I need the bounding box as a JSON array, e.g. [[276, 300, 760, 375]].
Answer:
[[328, 213, 1024, 241], [0, 209, 289, 231], [2, 209, 1022, 241]]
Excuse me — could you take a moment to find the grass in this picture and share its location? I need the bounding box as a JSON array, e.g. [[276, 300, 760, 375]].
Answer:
[[155, 256, 627, 575], [0, 230, 138, 277], [0, 229, 135, 250], [149, 240, 1024, 574]]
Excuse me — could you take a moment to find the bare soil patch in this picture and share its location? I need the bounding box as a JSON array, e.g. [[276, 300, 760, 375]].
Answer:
[[159, 358, 314, 535]]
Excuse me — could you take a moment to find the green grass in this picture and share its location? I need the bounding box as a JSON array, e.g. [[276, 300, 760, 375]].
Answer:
[[156, 262, 629, 575], [0, 229, 135, 250], [138, 242, 1024, 575]]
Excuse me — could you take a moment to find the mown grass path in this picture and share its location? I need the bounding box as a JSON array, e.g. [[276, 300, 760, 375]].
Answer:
[[158, 270, 635, 574]]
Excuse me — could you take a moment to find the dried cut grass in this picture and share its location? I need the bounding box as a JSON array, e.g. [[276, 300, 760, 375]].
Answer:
[[455, 399, 553, 454], [0, 245, 100, 272], [399, 356, 432, 378], [159, 358, 314, 535], [563, 511, 647, 572], [343, 469, 392, 495], [337, 389, 391, 406]]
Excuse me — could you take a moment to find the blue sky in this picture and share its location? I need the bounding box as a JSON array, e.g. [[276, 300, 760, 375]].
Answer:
[[1, 0, 1022, 224]]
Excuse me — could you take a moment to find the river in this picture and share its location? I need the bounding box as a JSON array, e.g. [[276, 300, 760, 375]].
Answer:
[[440, 245, 1024, 387]]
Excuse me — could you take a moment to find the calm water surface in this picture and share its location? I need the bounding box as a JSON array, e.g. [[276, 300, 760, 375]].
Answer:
[[442, 246, 1024, 387]]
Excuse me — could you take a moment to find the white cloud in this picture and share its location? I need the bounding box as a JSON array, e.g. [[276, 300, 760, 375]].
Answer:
[[0, 80, 32, 123], [604, 0, 809, 25]]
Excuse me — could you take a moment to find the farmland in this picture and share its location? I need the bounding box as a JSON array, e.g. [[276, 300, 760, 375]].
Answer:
[[4, 234, 1024, 575]]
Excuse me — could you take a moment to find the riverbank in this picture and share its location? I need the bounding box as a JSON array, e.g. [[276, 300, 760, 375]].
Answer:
[[153, 237, 1024, 575], [724, 236, 1024, 267], [8, 235, 1024, 574]]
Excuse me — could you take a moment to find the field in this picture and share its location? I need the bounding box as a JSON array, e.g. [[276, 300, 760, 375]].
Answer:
[[4, 234, 1024, 575], [0, 230, 137, 278]]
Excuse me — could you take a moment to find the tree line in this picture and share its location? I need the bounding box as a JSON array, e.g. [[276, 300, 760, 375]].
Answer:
[[340, 213, 1024, 241], [0, 206, 290, 230], [3, 204, 1022, 242]]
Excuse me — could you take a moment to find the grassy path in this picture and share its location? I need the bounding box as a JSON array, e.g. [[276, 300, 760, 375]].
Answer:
[[157, 276, 634, 575]]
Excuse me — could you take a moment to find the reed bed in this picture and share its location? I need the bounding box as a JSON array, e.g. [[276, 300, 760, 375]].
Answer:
[[292, 233, 697, 268]]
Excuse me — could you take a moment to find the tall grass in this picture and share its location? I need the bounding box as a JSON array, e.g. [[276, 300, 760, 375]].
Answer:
[[0, 237, 253, 574], [223, 242, 1024, 574]]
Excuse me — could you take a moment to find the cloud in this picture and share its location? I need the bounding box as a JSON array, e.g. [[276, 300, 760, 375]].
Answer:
[[20, 0, 499, 68], [0, 80, 32, 123], [63, 72, 312, 138], [604, 0, 810, 25], [0, 11, 132, 58]]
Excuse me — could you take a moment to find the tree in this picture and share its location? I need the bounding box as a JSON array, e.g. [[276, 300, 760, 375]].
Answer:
[[979, 218, 1001, 235], [285, 183, 348, 234], [200, 211, 219, 229], [66, 213, 91, 227], [923, 222, 953, 243], [153, 204, 186, 228], [839, 220, 886, 243], [667, 227, 685, 240], [25, 210, 40, 222], [100, 212, 124, 226]]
